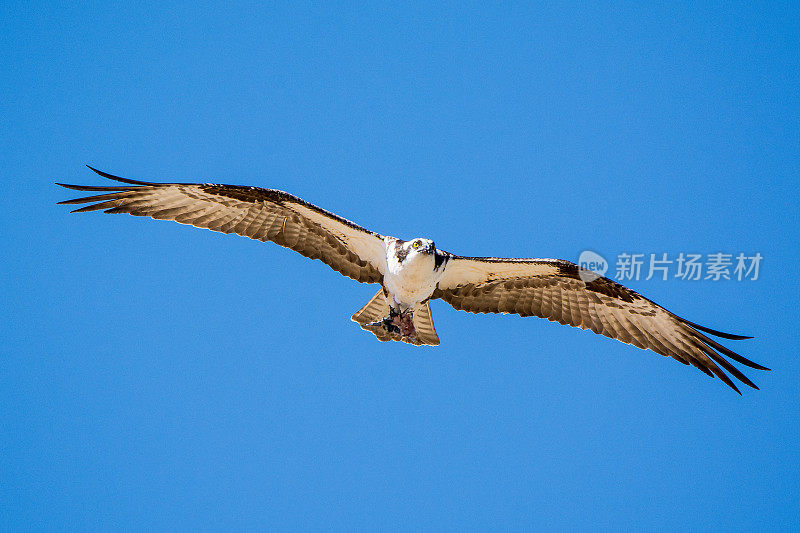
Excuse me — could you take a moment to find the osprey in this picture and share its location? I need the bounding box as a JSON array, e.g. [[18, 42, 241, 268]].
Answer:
[[58, 167, 768, 393]]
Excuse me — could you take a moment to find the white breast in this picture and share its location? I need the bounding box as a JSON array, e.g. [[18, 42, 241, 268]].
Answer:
[[383, 241, 443, 308]]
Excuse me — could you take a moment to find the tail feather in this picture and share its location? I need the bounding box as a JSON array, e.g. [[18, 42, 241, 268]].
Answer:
[[351, 290, 440, 346], [351, 290, 396, 343], [412, 301, 440, 346]]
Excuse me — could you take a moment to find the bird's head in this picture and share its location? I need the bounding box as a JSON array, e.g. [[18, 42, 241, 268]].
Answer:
[[405, 237, 436, 256]]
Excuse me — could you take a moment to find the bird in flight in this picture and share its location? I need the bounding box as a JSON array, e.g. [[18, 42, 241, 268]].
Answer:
[[58, 166, 768, 393]]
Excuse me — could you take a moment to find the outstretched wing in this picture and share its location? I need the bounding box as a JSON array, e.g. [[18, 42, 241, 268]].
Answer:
[[58, 166, 386, 284], [434, 255, 768, 393]]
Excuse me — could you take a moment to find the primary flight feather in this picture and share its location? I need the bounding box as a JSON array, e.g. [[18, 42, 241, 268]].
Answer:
[[57, 166, 768, 393]]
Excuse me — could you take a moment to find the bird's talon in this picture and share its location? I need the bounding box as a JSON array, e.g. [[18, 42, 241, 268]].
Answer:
[[367, 316, 401, 334]]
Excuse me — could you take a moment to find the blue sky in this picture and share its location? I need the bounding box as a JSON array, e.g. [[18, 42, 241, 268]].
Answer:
[[2, 2, 799, 530]]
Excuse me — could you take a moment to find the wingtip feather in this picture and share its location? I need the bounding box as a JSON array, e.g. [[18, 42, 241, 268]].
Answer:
[[680, 317, 753, 340], [85, 164, 106, 176], [56, 183, 88, 191], [84, 165, 156, 186]]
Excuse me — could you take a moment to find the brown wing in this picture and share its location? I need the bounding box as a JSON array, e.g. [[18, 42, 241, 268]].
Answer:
[[57, 166, 386, 284], [434, 255, 768, 393]]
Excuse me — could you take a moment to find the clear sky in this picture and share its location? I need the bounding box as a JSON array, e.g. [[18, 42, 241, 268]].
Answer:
[[2, 2, 799, 530]]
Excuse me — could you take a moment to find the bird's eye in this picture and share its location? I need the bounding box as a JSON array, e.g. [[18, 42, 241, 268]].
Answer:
[[412, 241, 421, 248]]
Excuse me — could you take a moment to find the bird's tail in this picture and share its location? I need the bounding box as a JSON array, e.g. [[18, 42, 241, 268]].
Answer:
[[411, 300, 440, 346], [351, 290, 440, 346]]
